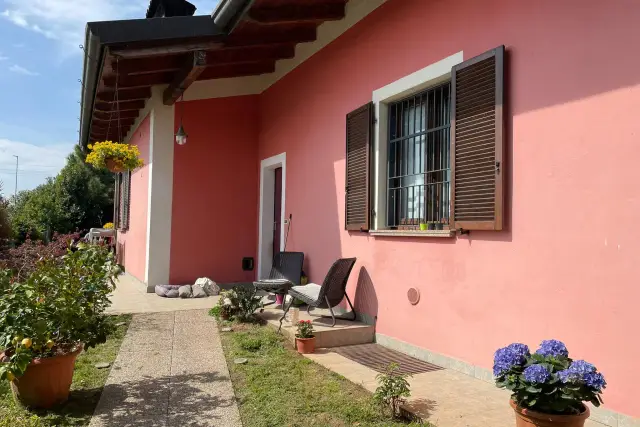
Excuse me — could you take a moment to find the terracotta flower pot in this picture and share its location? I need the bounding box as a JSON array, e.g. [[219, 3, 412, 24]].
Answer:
[[295, 336, 316, 354], [10, 346, 83, 409], [510, 400, 591, 427], [105, 158, 125, 173]]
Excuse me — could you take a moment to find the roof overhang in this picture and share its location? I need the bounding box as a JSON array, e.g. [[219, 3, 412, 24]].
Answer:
[[79, 0, 350, 148]]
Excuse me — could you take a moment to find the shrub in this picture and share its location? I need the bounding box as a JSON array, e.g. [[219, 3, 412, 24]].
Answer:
[[0, 232, 82, 281], [0, 243, 121, 380], [494, 340, 606, 415], [218, 286, 263, 322], [373, 363, 412, 418]]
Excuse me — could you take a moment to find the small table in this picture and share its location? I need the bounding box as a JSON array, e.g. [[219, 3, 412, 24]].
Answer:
[[253, 279, 294, 309]]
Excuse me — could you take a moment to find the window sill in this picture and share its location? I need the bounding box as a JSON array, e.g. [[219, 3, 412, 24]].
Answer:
[[370, 229, 454, 238]]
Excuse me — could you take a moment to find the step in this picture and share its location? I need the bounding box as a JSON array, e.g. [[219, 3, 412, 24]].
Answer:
[[258, 306, 374, 348]]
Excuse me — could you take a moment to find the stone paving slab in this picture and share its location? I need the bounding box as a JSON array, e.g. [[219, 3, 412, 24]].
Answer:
[[89, 310, 241, 427], [304, 349, 604, 427]]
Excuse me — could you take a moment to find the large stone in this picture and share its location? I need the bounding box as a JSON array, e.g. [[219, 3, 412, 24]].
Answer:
[[195, 277, 220, 296], [178, 285, 192, 298], [166, 288, 179, 298], [191, 284, 207, 298]]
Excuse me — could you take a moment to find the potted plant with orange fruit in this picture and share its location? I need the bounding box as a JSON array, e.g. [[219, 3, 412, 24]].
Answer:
[[85, 141, 144, 173], [0, 243, 120, 408], [295, 320, 315, 354]]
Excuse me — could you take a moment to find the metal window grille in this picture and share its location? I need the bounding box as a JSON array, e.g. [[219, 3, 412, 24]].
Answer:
[[387, 82, 451, 228]]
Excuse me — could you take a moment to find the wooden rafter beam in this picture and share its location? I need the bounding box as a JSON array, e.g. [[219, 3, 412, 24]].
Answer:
[[111, 40, 223, 59], [247, 3, 345, 24], [95, 100, 146, 112], [94, 110, 140, 121], [198, 61, 275, 80], [162, 51, 208, 106], [103, 72, 174, 91], [225, 26, 317, 47], [96, 87, 151, 102]]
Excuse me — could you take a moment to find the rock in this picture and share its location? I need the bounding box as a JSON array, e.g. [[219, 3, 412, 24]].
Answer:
[[234, 358, 248, 365], [195, 277, 220, 296], [95, 362, 111, 369], [221, 327, 233, 332], [115, 322, 126, 327], [178, 285, 192, 298], [191, 284, 207, 298], [166, 288, 179, 298]]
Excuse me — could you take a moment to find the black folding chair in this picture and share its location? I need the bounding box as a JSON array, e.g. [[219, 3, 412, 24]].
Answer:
[[279, 257, 357, 330], [253, 252, 304, 308]]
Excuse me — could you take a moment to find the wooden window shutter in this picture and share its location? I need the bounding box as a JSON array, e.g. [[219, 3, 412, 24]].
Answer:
[[114, 173, 121, 229], [122, 171, 131, 230], [345, 102, 374, 231], [450, 46, 505, 231]]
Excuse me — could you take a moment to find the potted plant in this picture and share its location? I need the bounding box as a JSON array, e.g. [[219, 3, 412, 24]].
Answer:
[[494, 340, 606, 427], [85, 141, 144, 173], [440, 217, 450, 230], [419, 222, 428, 231], [295, 320, 315, 354], [427, 221, 437, 231], [0, 244, 121, 408]]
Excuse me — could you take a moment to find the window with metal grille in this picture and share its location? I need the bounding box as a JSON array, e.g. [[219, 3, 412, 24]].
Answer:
[[387, 82, 451, 229]]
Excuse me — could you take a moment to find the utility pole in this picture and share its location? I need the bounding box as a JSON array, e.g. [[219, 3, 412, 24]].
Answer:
[[13, 155, 18, 198]]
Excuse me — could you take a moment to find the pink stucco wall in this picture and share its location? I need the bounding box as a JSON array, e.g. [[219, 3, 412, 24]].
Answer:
[[117, 115, 150, 282], [256, 0, 640, 416], [169, 96, 259, 285]]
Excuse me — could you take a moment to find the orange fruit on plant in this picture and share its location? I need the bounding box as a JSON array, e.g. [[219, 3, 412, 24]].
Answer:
[[46, 340, 54, 349], [21, 338, 32, 349]]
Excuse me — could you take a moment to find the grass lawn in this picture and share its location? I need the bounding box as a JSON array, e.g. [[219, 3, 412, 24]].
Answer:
[[220, 322, 423, 427], [0, 315, 131, 427]]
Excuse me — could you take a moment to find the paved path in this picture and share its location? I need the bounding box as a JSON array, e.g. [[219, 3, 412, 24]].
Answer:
[[89, 310, 241, 427], [107, 274, 220, 314]]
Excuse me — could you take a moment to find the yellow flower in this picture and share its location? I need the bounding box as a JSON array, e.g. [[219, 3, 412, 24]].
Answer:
[[103, 222, 114, 229], [85, 141, 144, 172]]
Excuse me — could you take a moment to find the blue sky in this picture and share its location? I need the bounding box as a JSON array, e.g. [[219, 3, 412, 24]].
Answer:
[[0, 0, 218, 195]]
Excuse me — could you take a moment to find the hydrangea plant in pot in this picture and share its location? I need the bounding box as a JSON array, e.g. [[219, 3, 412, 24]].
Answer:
[[0, 244, 121, 408], [494, 340, 606, 427], [295, 320, 315, 354]]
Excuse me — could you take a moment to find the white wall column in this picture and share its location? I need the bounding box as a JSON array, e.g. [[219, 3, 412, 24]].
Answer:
[[144, 87, 175, 291]]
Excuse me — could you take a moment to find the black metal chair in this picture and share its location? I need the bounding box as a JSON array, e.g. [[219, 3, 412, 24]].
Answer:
[[253, 252, 304, 308], [279, 257, 357, 330]]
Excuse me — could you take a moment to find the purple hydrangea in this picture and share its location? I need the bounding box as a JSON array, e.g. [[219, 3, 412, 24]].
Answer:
[[535, 340, 569, 358], [584, 372, 607, 391], [558, 360, 605, 390], [493, 343, 529, 377], [523, 364, 551, 384]]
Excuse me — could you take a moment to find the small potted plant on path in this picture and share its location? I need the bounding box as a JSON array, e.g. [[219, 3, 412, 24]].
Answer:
[[85, 141, 144, 173], [0, 243, 121, 408], [295, 320, 315, 354], [494, 339, 606, 427]]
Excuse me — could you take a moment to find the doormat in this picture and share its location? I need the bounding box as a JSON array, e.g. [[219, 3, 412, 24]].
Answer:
[[332, 343, 443, 375]]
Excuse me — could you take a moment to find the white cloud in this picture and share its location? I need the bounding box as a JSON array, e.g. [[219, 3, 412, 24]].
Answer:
[[9, 64, 38, 76], [1, 1, 221, 55], [0, 138, 72, 192], [0, 54, 7, 61]]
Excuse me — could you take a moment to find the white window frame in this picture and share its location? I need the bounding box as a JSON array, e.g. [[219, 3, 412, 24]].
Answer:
[[371, 51, 464, 231]]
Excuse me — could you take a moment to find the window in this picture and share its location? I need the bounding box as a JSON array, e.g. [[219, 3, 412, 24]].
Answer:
[[386, 83, 451, 229], [345, 46, 505, 234]]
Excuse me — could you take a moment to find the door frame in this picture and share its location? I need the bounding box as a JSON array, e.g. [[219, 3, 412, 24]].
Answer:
[[258, 152, 286, 279]]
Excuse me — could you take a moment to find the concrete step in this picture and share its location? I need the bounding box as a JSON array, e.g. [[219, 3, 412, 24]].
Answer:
[[258, 306, 374, 349]]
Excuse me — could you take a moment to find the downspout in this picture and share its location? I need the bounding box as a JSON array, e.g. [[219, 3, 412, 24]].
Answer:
[[211, 0, 254, 33], [78, 26, 105, 149]]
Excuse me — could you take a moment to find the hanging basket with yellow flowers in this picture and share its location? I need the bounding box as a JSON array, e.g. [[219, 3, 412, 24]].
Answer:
[[85, 141, 144, 173]]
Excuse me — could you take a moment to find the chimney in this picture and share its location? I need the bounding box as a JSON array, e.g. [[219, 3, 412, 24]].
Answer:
[[146, 0, 197, 18]]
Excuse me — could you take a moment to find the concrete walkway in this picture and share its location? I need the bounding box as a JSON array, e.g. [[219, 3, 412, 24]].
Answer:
[[89, 310, 241, 427], [107, 274, 219, 314]]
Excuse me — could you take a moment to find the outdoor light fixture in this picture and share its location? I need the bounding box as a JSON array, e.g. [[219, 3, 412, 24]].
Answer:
[[175, 94, 188, 145]]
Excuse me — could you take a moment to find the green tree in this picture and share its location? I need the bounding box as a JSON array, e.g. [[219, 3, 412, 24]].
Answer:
[[0, 182, 11, 245], [8, 146, 114, 241]]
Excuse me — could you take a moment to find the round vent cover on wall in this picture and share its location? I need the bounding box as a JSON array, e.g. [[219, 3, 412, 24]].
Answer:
[[407, 288, 420, 305]]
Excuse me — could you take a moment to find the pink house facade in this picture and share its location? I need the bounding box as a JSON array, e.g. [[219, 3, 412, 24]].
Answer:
[[80, 0, 640, 423]]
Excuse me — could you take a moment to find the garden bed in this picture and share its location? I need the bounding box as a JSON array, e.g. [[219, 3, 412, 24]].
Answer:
[[219, 322, 422, 426], [0, 315, 131, 427]]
